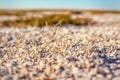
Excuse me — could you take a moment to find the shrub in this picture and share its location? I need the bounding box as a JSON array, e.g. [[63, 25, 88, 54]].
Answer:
[[0, 14, 95, 27]]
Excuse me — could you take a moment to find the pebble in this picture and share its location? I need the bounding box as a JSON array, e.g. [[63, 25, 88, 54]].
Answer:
[[0, 52, 4, 57]]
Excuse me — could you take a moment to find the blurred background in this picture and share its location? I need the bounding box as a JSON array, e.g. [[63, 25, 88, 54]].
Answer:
[[0, 0, 120, 11], [0, 0, 120, 27]]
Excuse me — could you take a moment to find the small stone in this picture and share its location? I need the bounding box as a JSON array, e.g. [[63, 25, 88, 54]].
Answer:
[[67, 57, 79, 62], [0, 52, 4, 57]]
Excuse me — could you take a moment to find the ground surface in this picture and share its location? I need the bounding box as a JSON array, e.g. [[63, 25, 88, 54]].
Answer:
[[0, 25, 120, 80]]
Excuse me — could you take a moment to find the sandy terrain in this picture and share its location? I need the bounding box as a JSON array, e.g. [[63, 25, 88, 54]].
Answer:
[[0, 24, 120, 80], [0, 11, 120, 80]]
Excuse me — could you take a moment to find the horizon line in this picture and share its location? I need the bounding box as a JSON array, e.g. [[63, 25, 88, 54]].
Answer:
[[0, 8, 120, 12]]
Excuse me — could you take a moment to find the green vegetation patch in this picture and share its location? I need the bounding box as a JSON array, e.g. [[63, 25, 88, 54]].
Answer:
[[0, 14, 95, 27]]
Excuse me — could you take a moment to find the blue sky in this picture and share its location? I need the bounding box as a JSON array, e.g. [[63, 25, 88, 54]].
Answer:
[[0, 0, 120, 11]]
